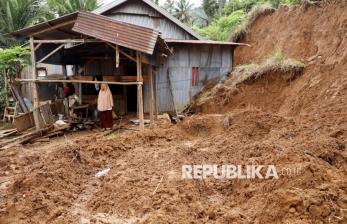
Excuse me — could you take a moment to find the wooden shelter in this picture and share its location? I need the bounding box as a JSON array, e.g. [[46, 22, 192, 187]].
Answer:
[[12, 11, 171, 131]]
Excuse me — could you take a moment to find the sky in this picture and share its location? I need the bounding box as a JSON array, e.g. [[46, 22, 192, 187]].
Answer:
[[100, 0, 203, 7]]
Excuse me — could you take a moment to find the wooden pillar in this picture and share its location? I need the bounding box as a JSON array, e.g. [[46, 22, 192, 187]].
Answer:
[[3, 69, 8, 107], [149, 66, 155, 124], [136, 52, 144, 131], [115, 45, 120, 68], [29, 37, 42, 130], [62, 64, 69, 118], [154, 69, 158, 120]]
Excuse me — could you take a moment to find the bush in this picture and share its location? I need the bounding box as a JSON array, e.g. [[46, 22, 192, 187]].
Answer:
[[0, 46, 30, 109], [196, 10, 246, 41], [224, 0, 267, 14]]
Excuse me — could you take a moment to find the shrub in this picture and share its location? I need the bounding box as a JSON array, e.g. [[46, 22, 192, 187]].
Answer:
[[196, 10, 246, 40]]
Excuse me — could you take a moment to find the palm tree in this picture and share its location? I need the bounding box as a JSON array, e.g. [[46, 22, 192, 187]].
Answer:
[[174, 0, 193, 24], [47, 0, 99, 17], [0, 0, 49, 47], [163, 0, 175, 15]]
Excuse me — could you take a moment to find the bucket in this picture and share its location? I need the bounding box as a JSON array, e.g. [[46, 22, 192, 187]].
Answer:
[[58, 114, 64, 120]]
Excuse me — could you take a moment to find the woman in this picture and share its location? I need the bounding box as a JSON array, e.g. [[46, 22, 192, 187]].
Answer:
[[97, 84, 114, 130]]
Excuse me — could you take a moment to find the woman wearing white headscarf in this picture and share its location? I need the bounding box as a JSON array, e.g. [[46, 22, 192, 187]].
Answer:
[[97, 84, 114, 130]]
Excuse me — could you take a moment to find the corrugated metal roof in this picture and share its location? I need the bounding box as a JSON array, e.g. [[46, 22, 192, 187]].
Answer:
[[93, 0, 203, 40], [165, 39, 249, 46], [11, 11, 164, 55], [10, 12, 78, 38], [72, 12, 160, 54]]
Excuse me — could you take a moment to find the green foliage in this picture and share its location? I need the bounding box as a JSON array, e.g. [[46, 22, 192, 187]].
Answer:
[[0, 0, 50, 47], [163, 0, 175, 14], [174, 0, 194, 24], [224, 0, 266, 14], [268, 48, 305, 68], [271, 47, 286, 62], [0, 46, 30, 108], [196, 10, 246, 40], [47, 0, 98, 16], [202, 0, 219, 22]]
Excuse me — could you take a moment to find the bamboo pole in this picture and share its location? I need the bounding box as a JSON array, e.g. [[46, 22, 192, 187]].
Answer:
[[29, 37, 42, 130], [15, 78, 141, 85], [37, 44, 64, 63], [30, 20, 76, 36], [116, 45, 120, 68], [33, 39, 102, 44], [149, 66, 155, 124], [3, 69, 8, 107], [136, 52, 145, 131]]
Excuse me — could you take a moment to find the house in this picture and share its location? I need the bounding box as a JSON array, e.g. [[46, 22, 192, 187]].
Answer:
[[11, 0, 244, 130]]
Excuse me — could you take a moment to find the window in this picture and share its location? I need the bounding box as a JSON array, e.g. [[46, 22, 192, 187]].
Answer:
[[192, 67, 199, 86], [37, 67, 47, 77]]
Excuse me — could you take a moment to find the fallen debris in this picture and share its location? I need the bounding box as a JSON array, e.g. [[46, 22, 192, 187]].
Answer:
[[0, 129, 17, 139], [95, 168, 111, 178]]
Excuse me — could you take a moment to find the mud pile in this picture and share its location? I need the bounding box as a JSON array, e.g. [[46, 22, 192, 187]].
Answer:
[[1, 113, 346, 223]]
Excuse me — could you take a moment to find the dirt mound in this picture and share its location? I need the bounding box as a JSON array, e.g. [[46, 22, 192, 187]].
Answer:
[[234, 1, 347, 118], [195, 2, 347, 122], [76, 112, 347, 223]]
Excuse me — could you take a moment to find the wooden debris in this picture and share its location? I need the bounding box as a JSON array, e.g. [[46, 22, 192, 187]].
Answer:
[[1, 126, 53, 150], [130, 119, 150, 125], [0, 129, 17, 139]]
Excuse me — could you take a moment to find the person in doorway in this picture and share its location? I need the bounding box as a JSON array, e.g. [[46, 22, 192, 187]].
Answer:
[[97, 84, 114, 130]]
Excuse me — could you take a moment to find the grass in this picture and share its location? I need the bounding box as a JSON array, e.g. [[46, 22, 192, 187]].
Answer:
[[229, 3, 275, 42], [226, 51, 305, 87]]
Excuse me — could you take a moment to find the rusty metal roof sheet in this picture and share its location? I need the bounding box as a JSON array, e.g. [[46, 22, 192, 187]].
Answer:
[[10, 12, 79, 38], [72, 12, 159, 54], [10, 11, 162, 55]]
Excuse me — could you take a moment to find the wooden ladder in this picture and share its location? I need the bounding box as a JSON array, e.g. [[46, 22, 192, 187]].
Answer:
[[3, 102, 18, 123]]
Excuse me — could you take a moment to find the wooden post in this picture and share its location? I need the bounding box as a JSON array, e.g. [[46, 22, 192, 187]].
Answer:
[[154, 69, 158, 120], [136, 52, 144, 131], [62, 64, 70, 119], [3, 69, 8, 107], [29, 37, 42, 130], [149, 66, 155, 124], [115, 45, 120, 68]]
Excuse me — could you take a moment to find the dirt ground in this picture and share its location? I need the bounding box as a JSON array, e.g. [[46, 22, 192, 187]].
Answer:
[[0, 1, 347, 224]]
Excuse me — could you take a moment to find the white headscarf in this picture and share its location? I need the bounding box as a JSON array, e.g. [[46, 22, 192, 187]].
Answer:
[[97, 84, 113, 111]]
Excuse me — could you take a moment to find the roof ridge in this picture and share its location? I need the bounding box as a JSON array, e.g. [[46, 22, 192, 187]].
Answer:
[[93, 0, 203, 40]]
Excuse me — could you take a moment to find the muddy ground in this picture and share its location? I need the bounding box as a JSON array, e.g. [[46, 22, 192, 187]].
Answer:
[[0, 110, 346, 224]]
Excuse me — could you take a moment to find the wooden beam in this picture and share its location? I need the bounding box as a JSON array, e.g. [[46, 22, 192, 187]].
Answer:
[[15, 78, 142, 85], [30, 20, 76, 36], [149, 66, 155, 124], [106, 43, 137, 63], [137, 51, 145, 131], [116, 45, 120, 68], [34, 43, 42, 51], [29, 37, 43, 130], [37, 44, 64, 64], [120, 50, 137, 63], [154, 69, 158, 120], [33, 39, 102, 44]]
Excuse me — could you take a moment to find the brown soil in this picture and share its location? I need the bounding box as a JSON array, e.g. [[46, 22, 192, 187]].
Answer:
[[1, 2, 347, 224]]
